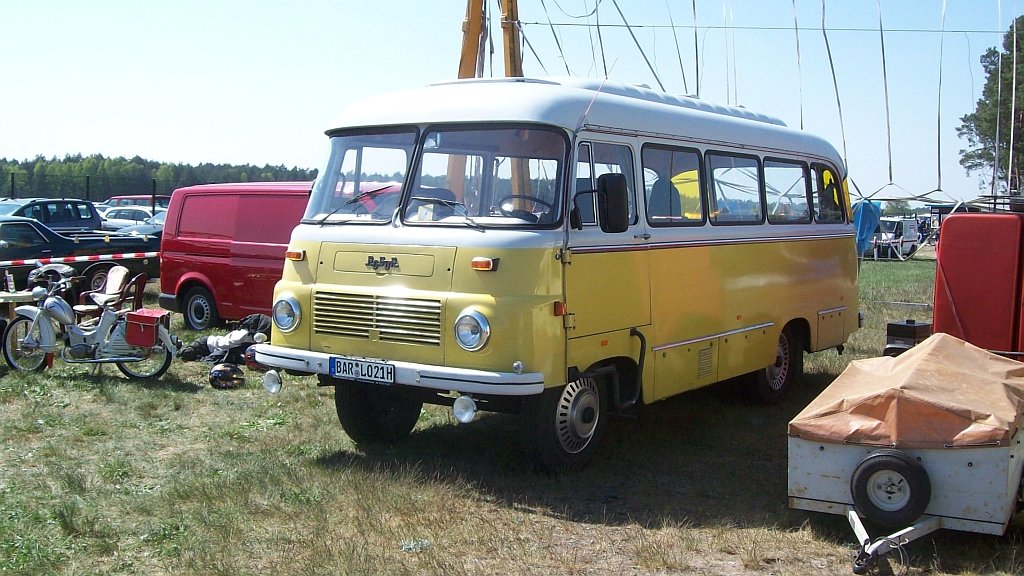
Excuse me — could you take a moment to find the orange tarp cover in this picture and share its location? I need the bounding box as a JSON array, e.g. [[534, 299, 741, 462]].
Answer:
[[788, 333, 1024, 448]]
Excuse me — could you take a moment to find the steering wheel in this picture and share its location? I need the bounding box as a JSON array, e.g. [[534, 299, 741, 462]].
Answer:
[[497, 195, 554, 223]]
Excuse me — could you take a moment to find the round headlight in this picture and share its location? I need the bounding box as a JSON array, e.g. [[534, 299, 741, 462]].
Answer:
[[454, 309, 490, 351], [272, 296, 301, 332]]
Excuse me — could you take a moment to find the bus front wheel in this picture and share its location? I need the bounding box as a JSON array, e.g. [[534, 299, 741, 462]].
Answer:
[[748, 325, 803, 404], [333, 379, 423, 445], [528, 376, 607, 474]]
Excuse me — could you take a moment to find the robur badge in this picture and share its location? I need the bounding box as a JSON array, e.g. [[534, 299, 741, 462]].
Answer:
[[366, 256, 399, 271]]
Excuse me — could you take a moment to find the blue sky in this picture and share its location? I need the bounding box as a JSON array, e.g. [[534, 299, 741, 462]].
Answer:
[[2, 1, 1020, 204]]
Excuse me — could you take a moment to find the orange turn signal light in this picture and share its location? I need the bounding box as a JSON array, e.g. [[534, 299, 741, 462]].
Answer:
[[285, 250, 305, 261], [470, 257, 499, 271]]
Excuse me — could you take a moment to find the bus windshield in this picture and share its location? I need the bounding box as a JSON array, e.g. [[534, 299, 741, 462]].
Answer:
[[304, 125, 568, 228]]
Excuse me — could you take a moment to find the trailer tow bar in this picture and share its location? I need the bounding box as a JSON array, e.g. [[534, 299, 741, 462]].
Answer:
[[847, 508, 941, 574]]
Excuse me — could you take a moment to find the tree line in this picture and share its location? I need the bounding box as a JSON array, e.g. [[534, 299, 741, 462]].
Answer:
[[0, 154, 317, 201]]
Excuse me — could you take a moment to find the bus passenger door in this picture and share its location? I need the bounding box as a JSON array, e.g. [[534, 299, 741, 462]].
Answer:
[[564, 140, 651, 368]]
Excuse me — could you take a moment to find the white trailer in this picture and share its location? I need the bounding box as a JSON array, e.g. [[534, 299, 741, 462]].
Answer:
[[788, 333, 1024, 573]]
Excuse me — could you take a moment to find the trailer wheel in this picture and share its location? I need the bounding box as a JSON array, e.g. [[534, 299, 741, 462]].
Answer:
[[851, 449, 931, 527]]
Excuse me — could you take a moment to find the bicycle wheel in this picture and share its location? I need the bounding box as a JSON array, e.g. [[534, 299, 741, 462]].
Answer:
[[3, 315, 47, 372], [116, 346, 172, 380]]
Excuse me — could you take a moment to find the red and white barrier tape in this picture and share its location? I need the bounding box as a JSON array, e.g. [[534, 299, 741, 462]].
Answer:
[[0, 252, 159, 268]]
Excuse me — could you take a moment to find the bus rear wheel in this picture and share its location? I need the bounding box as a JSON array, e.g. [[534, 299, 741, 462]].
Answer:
[[333, 379, 422, 445], [748, 325, 803, 404], [528, 376, 607, 474]]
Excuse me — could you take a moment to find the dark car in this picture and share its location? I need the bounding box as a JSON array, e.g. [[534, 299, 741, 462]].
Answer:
[[0, 198, 103, 233], [119, 211, 167, 238], [0, 215, 160, 289]]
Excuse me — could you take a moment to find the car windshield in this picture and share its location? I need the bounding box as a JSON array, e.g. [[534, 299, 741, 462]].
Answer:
[[304, 129, 416, 224], [305, 125, 567, 229], [0, 203, 25, 216], [149, 211, 166, 225]]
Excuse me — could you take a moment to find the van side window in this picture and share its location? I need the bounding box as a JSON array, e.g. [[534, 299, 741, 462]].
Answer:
[[642, 144, 704, 226], [179, 195, 237, 240], [574, 141, 637, 226], [812, 165, 845, 223], [707, 153, 763, 224], [764, 159, 811, 224], [235, 195, 308, 243]]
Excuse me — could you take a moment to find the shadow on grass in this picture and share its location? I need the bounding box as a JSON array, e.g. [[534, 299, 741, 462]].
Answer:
[[311, 371, 844, 530]]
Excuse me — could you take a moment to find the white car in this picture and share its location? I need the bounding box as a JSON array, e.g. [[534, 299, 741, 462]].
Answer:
[[101, 207, 165, 231]]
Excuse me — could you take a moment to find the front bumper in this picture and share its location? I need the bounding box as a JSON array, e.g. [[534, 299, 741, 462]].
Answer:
[[252, 343, 545, 396]]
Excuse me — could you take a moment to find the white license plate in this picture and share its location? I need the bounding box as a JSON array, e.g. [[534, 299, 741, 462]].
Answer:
[[329, 357, 395, 384]]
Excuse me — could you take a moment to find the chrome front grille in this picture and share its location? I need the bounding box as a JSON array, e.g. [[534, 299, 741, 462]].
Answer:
[[313, 292, 442, 346]]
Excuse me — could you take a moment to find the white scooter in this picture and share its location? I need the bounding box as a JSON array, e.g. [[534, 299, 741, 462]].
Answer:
[[2, 275, 179, 379]]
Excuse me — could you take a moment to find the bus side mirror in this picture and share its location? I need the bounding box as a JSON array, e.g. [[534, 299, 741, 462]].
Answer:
[[597, 173, 629, 234]]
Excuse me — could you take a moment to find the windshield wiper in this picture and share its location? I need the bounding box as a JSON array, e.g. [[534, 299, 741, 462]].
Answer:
[[345, 185, 394, 205], [408, 196, 483, 230]]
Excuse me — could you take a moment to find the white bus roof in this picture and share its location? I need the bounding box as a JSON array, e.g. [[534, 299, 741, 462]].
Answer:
[[328, 77, 845, 173]]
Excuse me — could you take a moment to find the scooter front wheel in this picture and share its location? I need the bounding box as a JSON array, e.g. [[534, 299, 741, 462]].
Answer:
[[3, 315, 47, 372], [116, 347, 172, 380]]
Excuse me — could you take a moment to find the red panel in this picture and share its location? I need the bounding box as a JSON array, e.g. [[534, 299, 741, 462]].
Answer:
[[933, 213, 1024, 352]]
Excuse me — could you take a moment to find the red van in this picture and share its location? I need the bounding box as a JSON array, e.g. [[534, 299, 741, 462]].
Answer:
[[158, 182, 312, 330]]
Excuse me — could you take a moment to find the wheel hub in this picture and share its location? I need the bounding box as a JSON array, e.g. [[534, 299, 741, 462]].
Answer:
[[555, 378, 600, 454], [867, 470, 910, 511], [767, 335, 791, 391]]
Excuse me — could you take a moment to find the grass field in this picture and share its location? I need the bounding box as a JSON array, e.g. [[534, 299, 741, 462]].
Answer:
[[2, 256, 1022, 575]]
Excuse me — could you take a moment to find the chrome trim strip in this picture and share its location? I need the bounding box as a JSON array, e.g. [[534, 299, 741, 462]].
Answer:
[[252, 343, 545, 396], [572, 232, 856, 254], [653, 322, 775, 352], [817, 306, 848, 315]]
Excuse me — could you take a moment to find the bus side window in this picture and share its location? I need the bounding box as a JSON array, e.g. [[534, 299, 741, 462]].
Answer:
[[812, 165, 845, 223], [575, 141, 637, 227], [642, 144, 705, 226], [707, 152, 763, 224], [575, 143, 596, 225], [765, 159, 811, 224]]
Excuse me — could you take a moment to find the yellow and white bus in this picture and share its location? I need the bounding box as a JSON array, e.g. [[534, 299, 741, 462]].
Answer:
[[254, 77, 859, 472]]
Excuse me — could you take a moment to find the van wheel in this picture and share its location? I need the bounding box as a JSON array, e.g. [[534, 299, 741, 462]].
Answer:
[[747, 325, 803, 404], [528, 376, 607, 474], [333, 379, 422, 444], [182, 286, 220, 331]]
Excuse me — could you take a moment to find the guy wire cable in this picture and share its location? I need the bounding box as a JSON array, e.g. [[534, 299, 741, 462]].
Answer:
[[538, 0, 572, 74], [721, 0, 730, 104], [993, 0, 1004, 195], [820, 0, 849, 168], [596, 0, 608, 78], [1007, 9, 1018, 195], [935, 0, 948, 193], [792, 0, 804, 130], [611, 0, 665, 91], [666, 0, 689, 94], [729, 0, 738, 104], [877, 0, 894, 184], [692, 0, 700, 97], [521, 29, 552, 75]]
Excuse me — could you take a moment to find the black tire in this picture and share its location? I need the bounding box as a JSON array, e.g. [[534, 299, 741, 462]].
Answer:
[[2, 315, 47, 372], [333, 379, 422, 444], [748, 325, 803, 404], [87, 266, 112, 292], [528, 376, 607, 474], [116, 347, 173, 380], [182, 286, 220, 331], [851, 449, 931, 527]]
